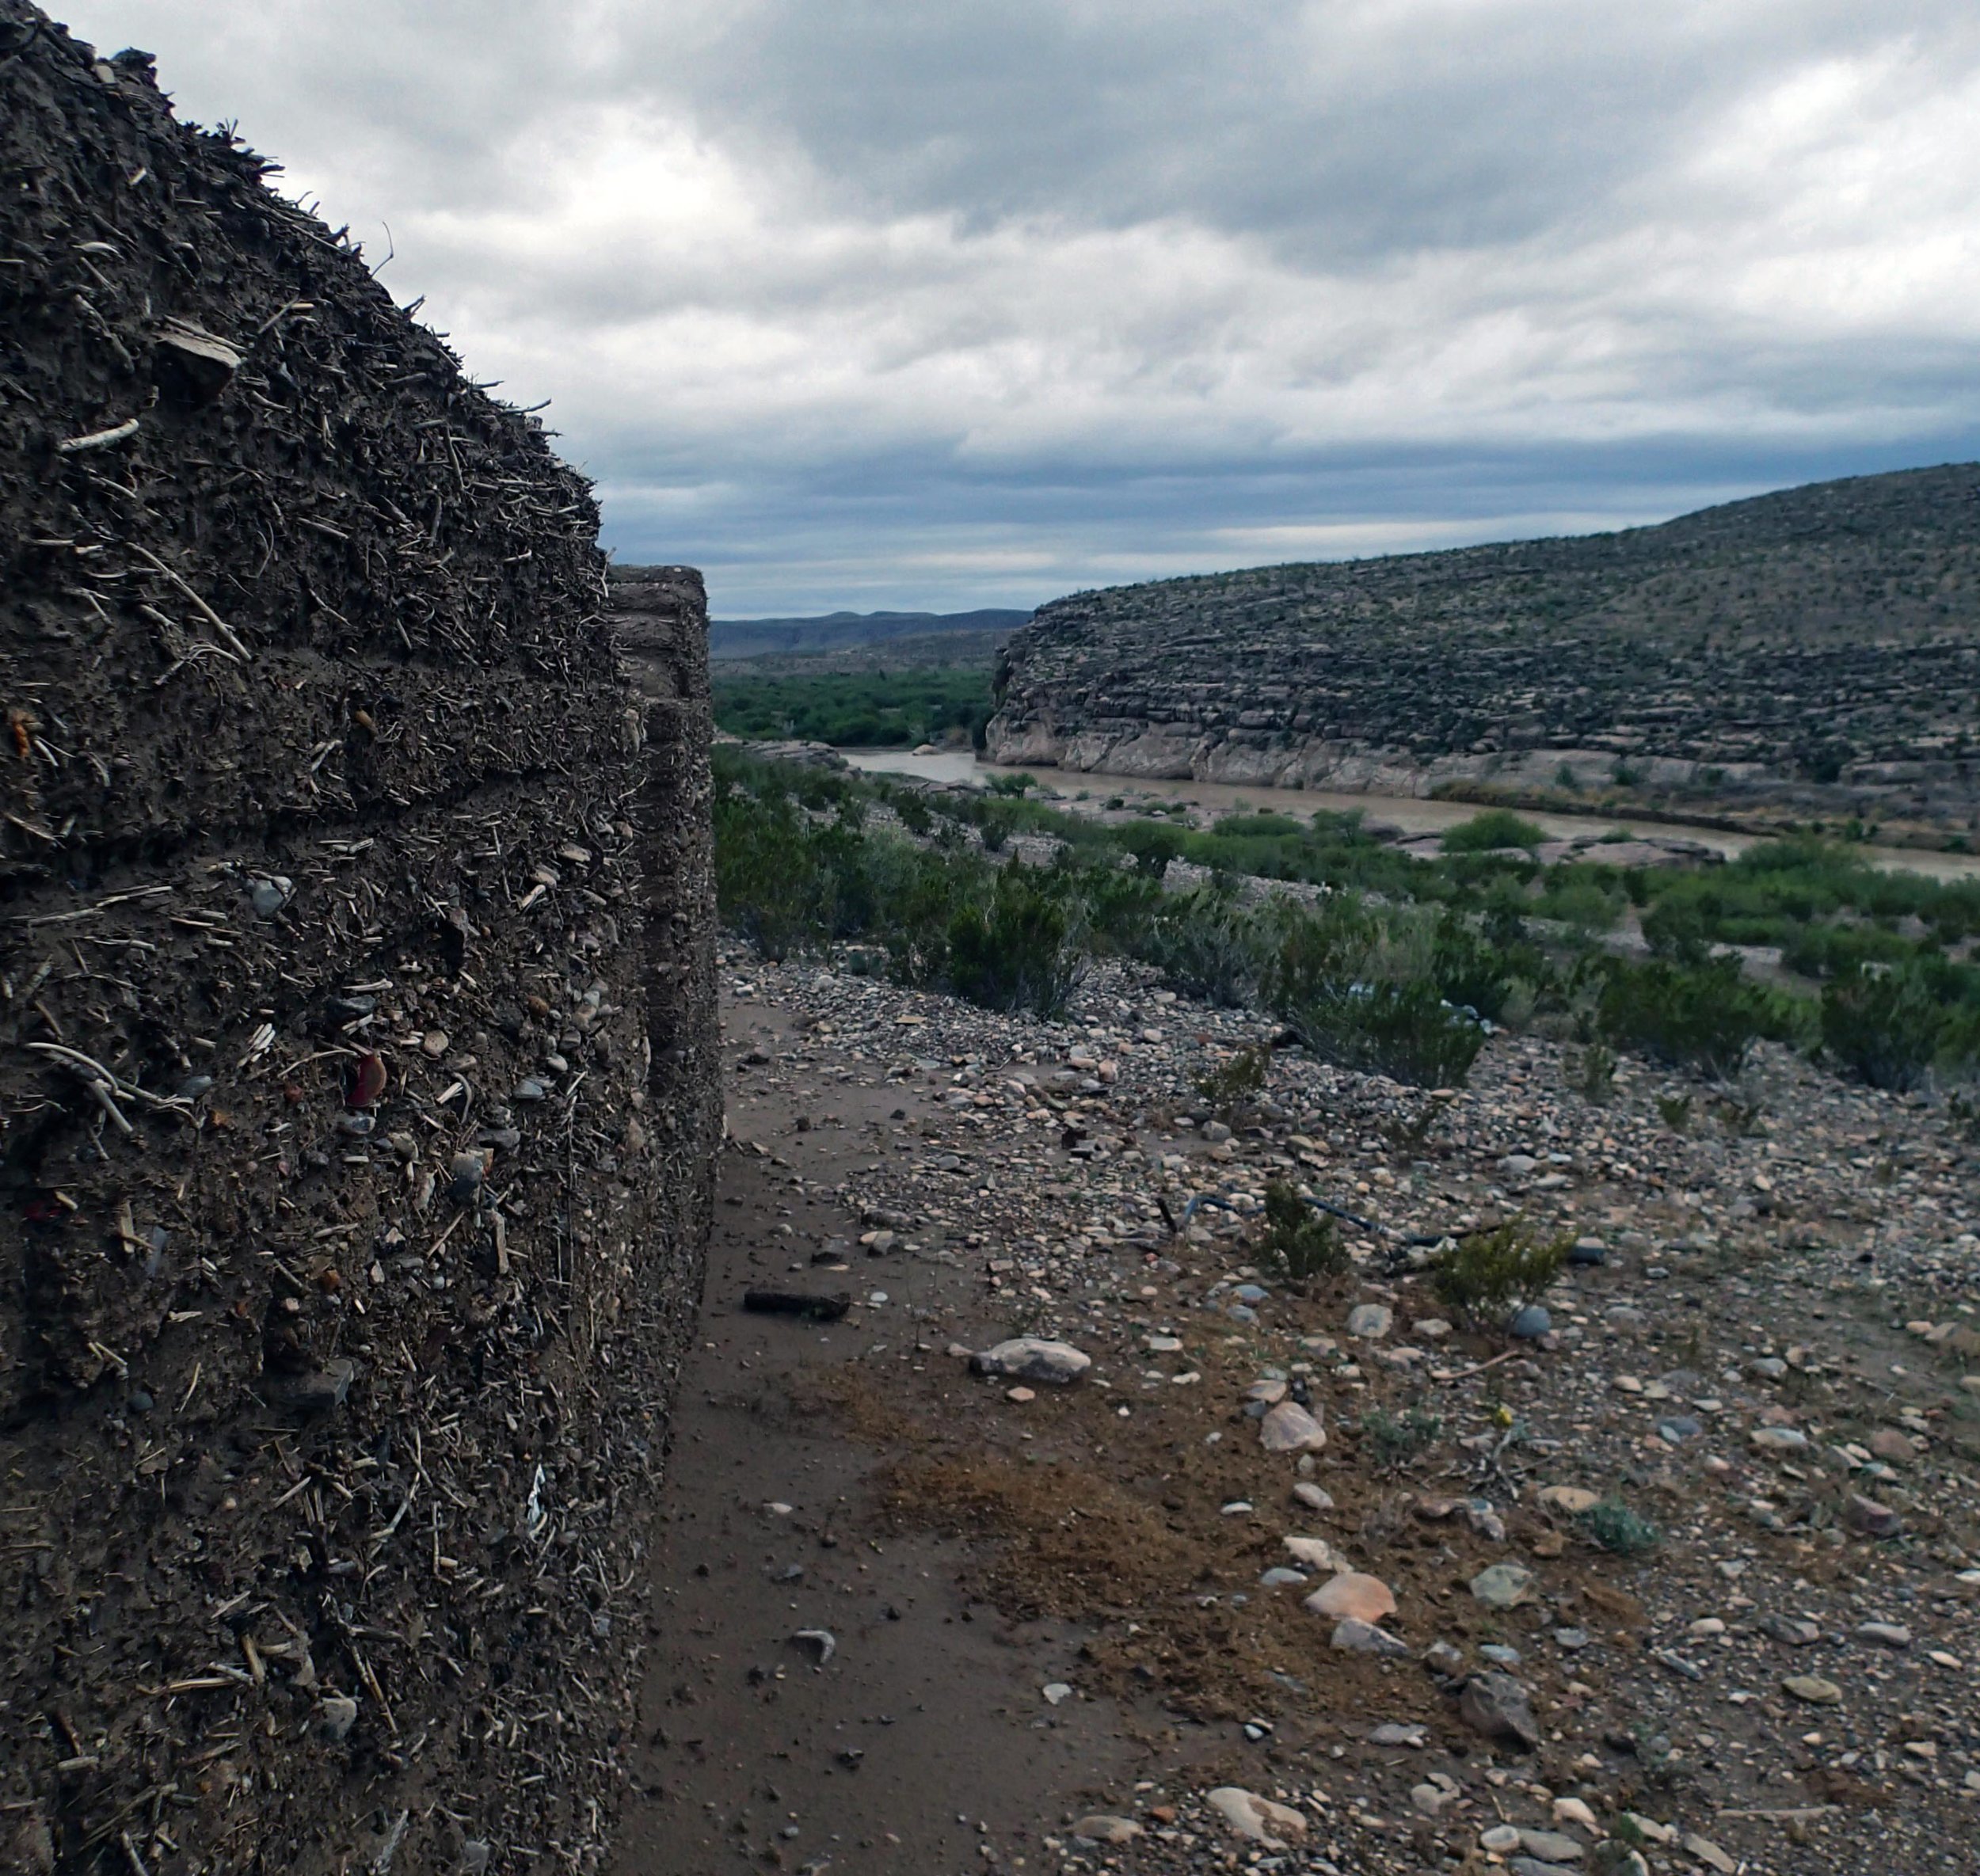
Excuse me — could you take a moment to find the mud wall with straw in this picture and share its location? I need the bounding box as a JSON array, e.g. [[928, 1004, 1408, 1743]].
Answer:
[[0, 7, 718, 1870]]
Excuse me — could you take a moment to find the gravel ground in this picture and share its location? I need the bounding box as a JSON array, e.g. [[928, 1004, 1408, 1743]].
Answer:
[[695, 939, 1980, 1876]]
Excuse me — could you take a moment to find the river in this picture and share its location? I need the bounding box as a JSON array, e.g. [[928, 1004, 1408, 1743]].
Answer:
[[841, 748, 1980, 883]]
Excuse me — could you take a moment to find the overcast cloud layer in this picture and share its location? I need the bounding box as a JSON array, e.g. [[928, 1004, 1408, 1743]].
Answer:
[[58, 1, 1980, 614]]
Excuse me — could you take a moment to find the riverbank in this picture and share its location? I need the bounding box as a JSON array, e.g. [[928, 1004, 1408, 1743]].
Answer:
[[843, 748, 1980, 884]]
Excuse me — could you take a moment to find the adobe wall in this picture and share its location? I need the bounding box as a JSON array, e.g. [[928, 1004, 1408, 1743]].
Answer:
[[0, 8, 717, 1870]]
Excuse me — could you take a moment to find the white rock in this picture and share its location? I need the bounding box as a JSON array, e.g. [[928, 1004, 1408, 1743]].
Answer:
[[1283, 1535, 1349, 1572], [1552, 1797, 1599, 1832], [971, 1338, 1091, 1384], [1538, 1486, 1600, 1515], [1259, 1400, 1327, 1452], [1205, 1787, 1308, 1847], [1347, 1303, 1393, 1339]]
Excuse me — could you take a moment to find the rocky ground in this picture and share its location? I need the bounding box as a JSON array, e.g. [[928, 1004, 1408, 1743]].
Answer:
[[611, 944, 1980, 1876]]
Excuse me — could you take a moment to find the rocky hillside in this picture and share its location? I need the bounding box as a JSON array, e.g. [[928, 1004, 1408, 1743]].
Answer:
[[987, 465, 1980, 843], [1, 9, 717, 1872]]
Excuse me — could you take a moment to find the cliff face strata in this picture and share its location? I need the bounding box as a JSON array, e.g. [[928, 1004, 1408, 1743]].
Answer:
[[1, 10, 716, 1871], [987, 465, 1980, 839]]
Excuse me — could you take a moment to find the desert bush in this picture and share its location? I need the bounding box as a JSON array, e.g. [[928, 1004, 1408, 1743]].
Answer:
[[1251, 1181, 1347, 1288], [1136, 889, 1269, 1006], [1361, 1401, 1444, 1466], [1820, 964, 1953, 1091], [889, 790, 935, 836], [1531, 868, 1628, 932], [866, 839, 965, 987], [1711, 1091, 1765, 1136], [1430, 911, 1525, 1020], [713, 785, 831, 959], [1286, 978, 1488, 1086], [1075, 867, 1166, 956], [1111, 820, 1189, 877], [1580, 1497, 1660, 1555], [1442, 809, 1547, 853], [1263, 896, 1488, 1084], [1198, 1043, 1270, 1119], [1573, 1043, 1617, 1102], [1432, 1217, 1569, 1330], [1594, 955, 1794, 1079], [945, 870, 1082, 1018], [1265, 892, 1382, 1004], [1640, 896, 1712, 962], [1780, 919, 1916, 979]]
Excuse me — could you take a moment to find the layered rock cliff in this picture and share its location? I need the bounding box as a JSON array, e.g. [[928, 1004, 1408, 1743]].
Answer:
[[987, 464, 1980, 841], [1, 8, 716, 1870]]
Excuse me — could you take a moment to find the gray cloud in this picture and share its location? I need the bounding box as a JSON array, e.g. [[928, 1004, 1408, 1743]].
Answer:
[[55, 0, 1980, 612]]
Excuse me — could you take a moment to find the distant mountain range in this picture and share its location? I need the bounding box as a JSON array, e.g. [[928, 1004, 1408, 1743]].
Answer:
[[706, 607, 1032, 660]]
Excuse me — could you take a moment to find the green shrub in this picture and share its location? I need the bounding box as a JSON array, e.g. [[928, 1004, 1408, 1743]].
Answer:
[[1581, 1497, 1660, 1555], [867, 840, 966, 987], [1136, 889, 1269, 1006], [945, 870, 1082, 1018], [1443, 809, 1547, 853], [1781, 920, 1915, 979], [1360, 1401, 1444, 1467], [1197, 1043, 1270, 1119], [1111, 820, 1189, 877], [1264, 892, 1383, 1005], [1252, 1180, 1346, 1288], [1263, 895, 1488, 1085], [713, 786, 831, 959], [1640, 896, 1712, 962], [1655, 1092, 1693, 1132], [1531, 869, 1628, 932], [1573, 1043, 1617, 1103], [1286, 978, 1488, 1086], [1431, 911, 1527, 1020], [891, 791, 934, 836], [1432, 1218, 1569, 1330], [1594, 955, 1795, 1079], [1821, 965, 1951, 1091]]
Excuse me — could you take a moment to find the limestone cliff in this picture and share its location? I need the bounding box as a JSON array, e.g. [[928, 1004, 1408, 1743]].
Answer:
[[987, 464, 1980, 841]]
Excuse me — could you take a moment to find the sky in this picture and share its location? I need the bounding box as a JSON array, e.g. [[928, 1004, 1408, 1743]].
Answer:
[[56, 1, 1980, 617]]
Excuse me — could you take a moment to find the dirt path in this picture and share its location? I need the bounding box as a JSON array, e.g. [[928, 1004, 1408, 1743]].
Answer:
[[609, 988, 1141, 1874]]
